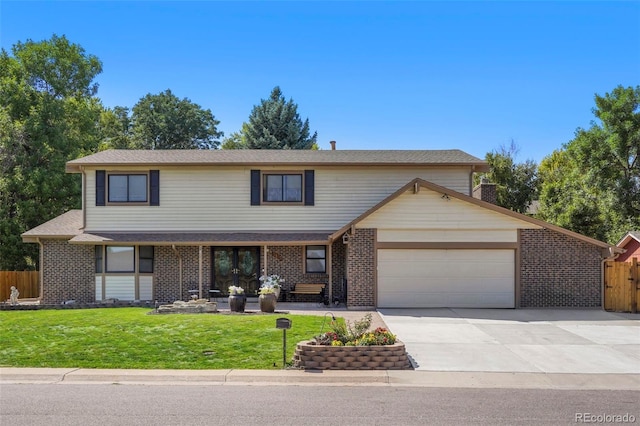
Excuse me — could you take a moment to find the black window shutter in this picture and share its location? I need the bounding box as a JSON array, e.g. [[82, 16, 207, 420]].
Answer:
[[250, 170, 261, 205], [96, 170, 105, 206], [304, 170, 315, 206], [150, 170, 160, 206]]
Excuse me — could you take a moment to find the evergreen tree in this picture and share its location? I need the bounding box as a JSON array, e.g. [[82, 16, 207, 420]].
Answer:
[[243, 86, 317, 149]]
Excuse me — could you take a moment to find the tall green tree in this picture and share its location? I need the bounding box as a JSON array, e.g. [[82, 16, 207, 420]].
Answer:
[[0, 35, 103, 270], [241, 86, 317, 149], [98, 106, 133, 150], [476, 141, 539, 214], [538, 85, 640, 243], [130, 89, 222, 150]]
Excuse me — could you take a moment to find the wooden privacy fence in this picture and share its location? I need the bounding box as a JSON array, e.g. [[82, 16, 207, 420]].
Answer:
[[0, 271, 39, 302], [604, 259, 639, 313]]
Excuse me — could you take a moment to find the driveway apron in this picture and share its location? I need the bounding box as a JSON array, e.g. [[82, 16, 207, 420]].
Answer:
[[377, 308, 640, 374]]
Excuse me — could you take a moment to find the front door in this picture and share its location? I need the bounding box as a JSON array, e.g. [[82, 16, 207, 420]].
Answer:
[[212, 247, 260, 295]]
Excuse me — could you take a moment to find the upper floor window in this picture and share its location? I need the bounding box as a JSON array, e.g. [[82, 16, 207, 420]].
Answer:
[[264, 174, 302, 203], [96, 170, 159, 206], [108, 174, 148, 203], [251, 169, 314, 206]]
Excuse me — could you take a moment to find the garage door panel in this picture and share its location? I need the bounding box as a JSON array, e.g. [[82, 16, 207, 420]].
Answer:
[[377, 249, 515, 308]]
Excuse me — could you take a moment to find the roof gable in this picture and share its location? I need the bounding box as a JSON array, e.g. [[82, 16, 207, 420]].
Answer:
[[330, 178, 618, 250], [616, 231, 640, 248]]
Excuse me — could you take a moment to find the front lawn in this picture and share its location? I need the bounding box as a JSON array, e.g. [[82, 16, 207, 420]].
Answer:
[[0, 308, 326, 369]]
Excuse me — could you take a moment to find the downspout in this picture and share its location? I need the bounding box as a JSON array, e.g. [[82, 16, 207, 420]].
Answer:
[[80, 166, 86, 230], [172, 245, 183, 300], [37, 237, 44, 301]]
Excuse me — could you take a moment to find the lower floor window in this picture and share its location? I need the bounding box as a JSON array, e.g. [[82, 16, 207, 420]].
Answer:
[[306, 245, 326, 273], [95, 245, 154, 273]]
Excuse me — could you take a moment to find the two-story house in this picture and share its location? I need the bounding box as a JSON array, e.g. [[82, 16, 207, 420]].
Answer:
[[22, 148, 620, 309]]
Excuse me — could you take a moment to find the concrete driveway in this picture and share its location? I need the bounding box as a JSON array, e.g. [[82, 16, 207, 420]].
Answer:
[[378, 308, 640, 374]]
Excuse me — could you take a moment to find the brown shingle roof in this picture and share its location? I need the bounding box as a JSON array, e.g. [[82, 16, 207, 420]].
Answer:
[[21, 210, 83, 242], [66, 149, 488, 172], [69, 231, 332, 245], [21, 210, 331, 244]]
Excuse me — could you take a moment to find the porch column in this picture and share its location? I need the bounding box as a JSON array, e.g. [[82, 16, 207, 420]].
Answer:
[[328, 241, 333, 302], [263, 245, 268, 276], [198, 245, 203, 299]]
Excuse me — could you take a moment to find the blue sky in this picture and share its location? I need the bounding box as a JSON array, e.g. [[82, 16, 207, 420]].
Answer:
[[1, 1, 638, 163]]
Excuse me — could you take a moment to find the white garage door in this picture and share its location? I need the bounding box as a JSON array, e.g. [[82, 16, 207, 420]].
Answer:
[[377, 249, 515, 308]]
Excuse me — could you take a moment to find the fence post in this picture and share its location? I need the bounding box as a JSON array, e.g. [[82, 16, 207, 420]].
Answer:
[[632, 258, 638, 314]]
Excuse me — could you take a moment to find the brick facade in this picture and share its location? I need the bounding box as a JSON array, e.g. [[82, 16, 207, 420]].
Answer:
[[472, 181, 497, 204], [154, 246, 212, 303], [520, 228, 602, 307], [263, 240, 346, 303], [42, 240, 94, 304], [39, 227, 605, 309], [346, 228, 376, 308]]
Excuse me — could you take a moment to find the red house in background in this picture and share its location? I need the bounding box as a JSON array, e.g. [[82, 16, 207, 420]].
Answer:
[[616, 231, 640, 262]]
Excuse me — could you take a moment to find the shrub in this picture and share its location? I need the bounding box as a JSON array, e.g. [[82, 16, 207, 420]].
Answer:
[[313, 314, 396, 346]]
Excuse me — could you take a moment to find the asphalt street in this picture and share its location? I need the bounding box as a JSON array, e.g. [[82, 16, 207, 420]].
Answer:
[[1, 383, 638, 426]]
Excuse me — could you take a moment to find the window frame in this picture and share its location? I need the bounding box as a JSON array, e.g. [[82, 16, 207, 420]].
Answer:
[[305, 245, 327, 274], [261, 171, 304, 204], [107, 172, 149, 205], [95, 245, 154, 274]]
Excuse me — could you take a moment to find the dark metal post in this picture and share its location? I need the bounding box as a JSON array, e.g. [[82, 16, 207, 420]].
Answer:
[[282, 328, 287, 369], [276, 317, 292, 370]]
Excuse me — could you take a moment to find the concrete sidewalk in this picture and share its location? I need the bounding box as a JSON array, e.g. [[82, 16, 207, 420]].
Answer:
[[2, 306, 639, 390], [2, 367, 639, 390]]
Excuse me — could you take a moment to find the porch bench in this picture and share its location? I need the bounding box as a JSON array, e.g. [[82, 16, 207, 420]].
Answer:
[[289, 283, 325, 302]]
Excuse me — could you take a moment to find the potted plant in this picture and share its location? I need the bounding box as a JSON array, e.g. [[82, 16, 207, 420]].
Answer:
[[259, 274, 284, 300], [228, 286, 246, 312], [258, 285, 278, 313]]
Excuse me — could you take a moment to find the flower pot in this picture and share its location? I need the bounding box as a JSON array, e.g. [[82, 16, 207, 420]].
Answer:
[[228, 294, 246, 312], [259, 293, 277, 313]]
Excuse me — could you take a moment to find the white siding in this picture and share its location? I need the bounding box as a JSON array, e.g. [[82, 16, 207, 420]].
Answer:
[[95, 276, 103, 301], [85, 166, 471, 231], [359, 189, 541, 231], [377, 229, 518, 243], [139, 276, 153, 300], [104, 275, 135, 300], [377, 249, 515, 308]]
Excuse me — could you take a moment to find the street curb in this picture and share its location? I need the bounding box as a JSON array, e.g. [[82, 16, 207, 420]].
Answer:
[[2, 368, 639, 390]]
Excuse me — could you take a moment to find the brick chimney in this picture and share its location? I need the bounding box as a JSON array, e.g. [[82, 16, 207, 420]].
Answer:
[[472, 178, 497, 204], [329, 141, 336, 150]]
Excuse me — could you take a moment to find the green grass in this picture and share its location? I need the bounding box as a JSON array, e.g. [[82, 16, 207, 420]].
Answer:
[[0, 308, 328, 369]]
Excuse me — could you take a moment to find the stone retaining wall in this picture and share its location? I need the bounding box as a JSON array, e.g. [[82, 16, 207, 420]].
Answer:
[[293, 340, 412, 370]]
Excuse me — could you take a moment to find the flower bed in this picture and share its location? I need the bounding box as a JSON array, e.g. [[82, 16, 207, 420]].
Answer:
[[293, 340, 412, 370]]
